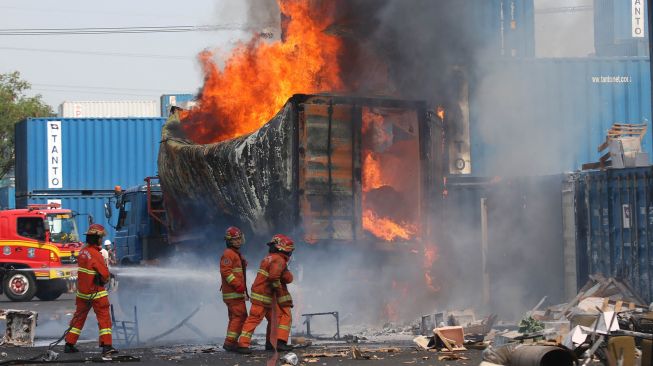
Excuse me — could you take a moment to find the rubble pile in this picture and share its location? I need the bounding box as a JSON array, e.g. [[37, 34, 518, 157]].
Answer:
[[410, 275, 653, 365]]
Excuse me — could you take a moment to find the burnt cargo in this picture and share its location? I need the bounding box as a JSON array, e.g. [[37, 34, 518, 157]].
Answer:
[[158, 94, 441, 244]]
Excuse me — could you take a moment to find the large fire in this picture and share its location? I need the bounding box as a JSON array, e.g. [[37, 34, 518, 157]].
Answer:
[[361, 109, 418, 241], [180, 0, 344, 143]]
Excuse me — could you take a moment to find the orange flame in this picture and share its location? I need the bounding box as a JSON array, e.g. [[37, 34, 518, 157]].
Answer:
[[181, 0, 344, 143], [436, 106, 445, 121], [361, 150, 417, 241], [423, 245, 439, 292]]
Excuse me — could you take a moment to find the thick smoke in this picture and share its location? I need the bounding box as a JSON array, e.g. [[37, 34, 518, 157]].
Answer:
[[170, 0, 579, 335]]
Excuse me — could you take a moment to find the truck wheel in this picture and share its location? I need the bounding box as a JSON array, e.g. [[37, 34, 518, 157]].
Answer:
[[35, 279, 67, 301], [2, 271, 37, 302]]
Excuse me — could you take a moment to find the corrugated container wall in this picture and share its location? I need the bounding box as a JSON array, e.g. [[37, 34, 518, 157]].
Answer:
[[470, 57, 651, 176], [58, 101, 159, 118], [573, 166, 653, 303], [595, 0, 648, 56], [440, 175, 565, 319], [472, 0, 535, 58], [160, 94, 195, 118], [0, 186, 15, 209], [15, 118, 166, 195], [16, 194, 115, 241]]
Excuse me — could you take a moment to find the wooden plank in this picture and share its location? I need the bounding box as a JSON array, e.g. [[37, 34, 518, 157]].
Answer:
[[615, 300, 623, 312], [602, 298, 610, 312]]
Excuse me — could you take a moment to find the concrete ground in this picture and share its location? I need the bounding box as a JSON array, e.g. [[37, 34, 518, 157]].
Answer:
[[1, 293, 485, 365]]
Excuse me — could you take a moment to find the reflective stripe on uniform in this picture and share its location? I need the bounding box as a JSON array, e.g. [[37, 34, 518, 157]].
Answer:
[[232, 268, 243, 273], [77, 268, 97, 275], [69, 327, 82, 335], [278, 295, 292, 303], [257, 269, 269, 277], [272, 280, 281, 288], [99, 328, 112, 336], [226, 331, 240, 339], [222, 292, 245, 300], [250, 292, 272, 303], [76, 290, 108, 300], [278, 325, 291, 331], [226, 274, 236, 283], [240, 331, 252, 339]]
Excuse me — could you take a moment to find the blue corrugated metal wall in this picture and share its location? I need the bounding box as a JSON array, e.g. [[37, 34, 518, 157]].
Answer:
[[0, 186, 15, 209], [15, 118, 165, 195], [470, 57, 651, 176], [16, 193, 116, 241], [574, 167, 653, 303], [595, 0, 648, 56], [472, 0, 535, 58]]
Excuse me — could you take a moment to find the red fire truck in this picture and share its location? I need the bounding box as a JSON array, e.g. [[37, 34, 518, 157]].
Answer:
[[0, 204, 82, 301]]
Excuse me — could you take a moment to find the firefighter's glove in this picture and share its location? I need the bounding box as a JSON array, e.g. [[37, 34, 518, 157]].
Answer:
[[235, 283, 247, 293], [93, 273, 104, 286]]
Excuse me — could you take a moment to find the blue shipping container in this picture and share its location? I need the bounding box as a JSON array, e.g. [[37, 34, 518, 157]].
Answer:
[[470, 57, 651, 176], [471, 0, 535, 58], [15, 117, 166, 194], [573, 166, 653, 303], [0, 186, 15, 209], [16, 193, 116, 242], [160, 94, 195, 117], [595, 0, 648, 44]]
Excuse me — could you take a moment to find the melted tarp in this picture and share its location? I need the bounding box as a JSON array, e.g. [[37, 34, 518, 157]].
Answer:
[[158, 100, 296, 238]]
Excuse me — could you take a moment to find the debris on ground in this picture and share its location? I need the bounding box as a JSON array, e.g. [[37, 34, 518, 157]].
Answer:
[[281, 352, 298, 366], [405, 275, 653, 365], [2, 310, 38, 346]]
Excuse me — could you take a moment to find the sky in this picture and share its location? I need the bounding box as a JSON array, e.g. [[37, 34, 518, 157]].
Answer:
[[0, 0, 595, 110], [0, 0, 266, 109]]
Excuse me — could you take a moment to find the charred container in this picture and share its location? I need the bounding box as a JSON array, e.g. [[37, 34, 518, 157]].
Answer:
[[158, 94, 442, 246]]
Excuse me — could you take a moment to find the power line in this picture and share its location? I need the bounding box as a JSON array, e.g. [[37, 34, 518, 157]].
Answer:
[[0, 46, 190, 60], [0, 24, 272, 36]]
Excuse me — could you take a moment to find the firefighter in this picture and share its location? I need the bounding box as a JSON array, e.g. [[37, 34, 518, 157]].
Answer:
[[220, 226, 248, 352], [64, 224, 117, 357], [237, 234, 295, 354]]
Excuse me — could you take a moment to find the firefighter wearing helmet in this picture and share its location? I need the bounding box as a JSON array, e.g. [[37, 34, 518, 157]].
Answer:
[[237, 234, 295, 354], [64, 224, 118, 357], [219, 226, 249, 352]]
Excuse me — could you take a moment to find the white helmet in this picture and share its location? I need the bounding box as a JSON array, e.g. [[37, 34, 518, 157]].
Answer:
[[103, 239, 112, 248]]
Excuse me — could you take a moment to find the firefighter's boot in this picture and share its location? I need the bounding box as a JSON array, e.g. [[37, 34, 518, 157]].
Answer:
[[102, 345, 118, 357], [236, 347, 252, 354], [276, 340, 292, 351], [64, 343, 79, 353]]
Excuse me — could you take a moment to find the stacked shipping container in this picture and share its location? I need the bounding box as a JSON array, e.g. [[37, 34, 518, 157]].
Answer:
[[15, 117, 166, 238], [594, 0, 648, 56], [468, 57, 651, 176], [58, 101, 160, 118]]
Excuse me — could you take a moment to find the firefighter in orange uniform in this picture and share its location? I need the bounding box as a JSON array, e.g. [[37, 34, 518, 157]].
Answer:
[[237, 234, 295, 354], [220, 226, 248, 352], [64, 224, 118, 357]]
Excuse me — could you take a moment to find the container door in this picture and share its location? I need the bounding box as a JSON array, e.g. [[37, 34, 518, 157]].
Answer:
[[299, 102, 357, 242]]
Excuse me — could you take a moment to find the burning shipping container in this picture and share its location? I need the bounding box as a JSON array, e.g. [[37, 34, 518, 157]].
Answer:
[[158, 94, 442, 246]]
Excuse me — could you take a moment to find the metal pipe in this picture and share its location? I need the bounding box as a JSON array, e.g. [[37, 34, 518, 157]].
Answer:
[[511, 345, 574, 366]]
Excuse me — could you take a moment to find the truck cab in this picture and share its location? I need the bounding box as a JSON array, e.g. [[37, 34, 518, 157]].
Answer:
[[108, 178, 169, 265], [0, 204, 83, 301]]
